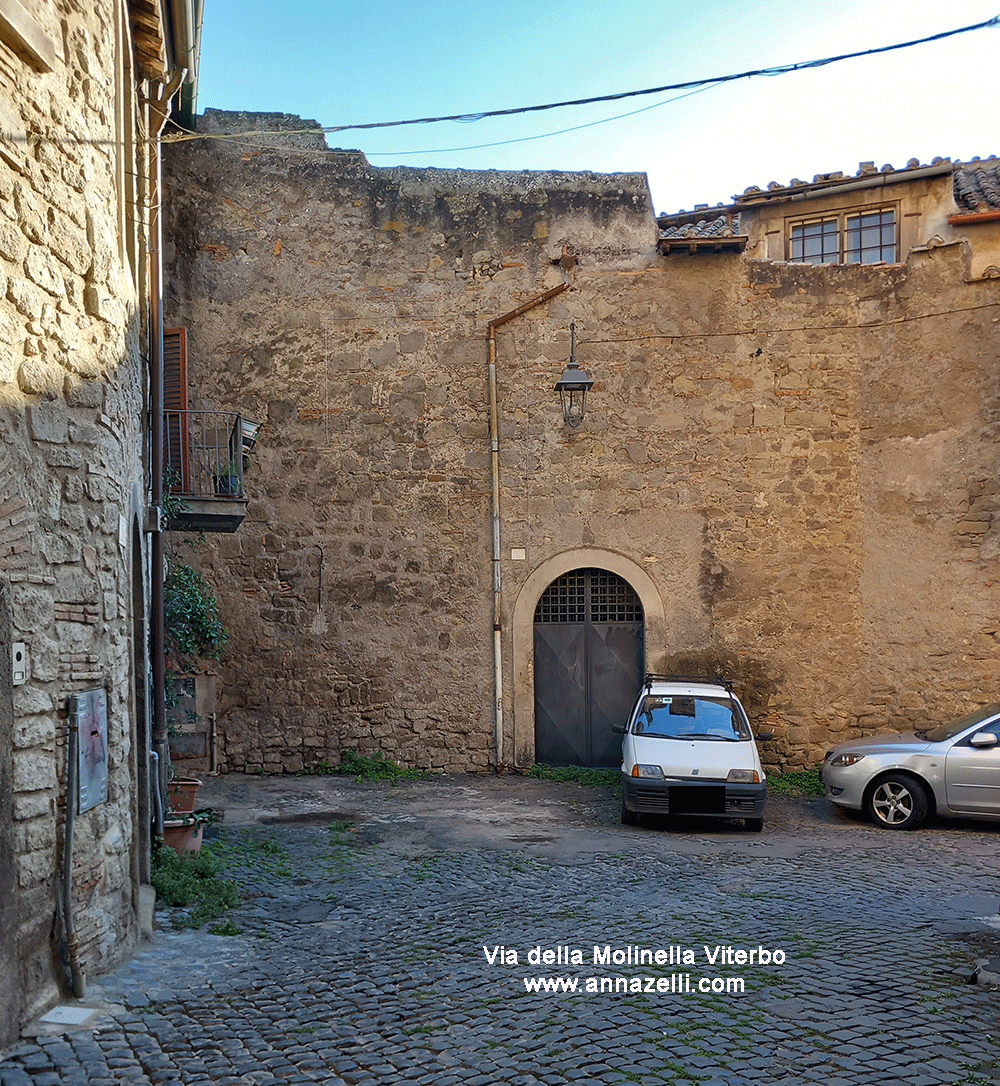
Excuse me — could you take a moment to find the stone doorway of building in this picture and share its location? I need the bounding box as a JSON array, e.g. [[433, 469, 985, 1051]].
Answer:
[[533, 568, 644, 767]]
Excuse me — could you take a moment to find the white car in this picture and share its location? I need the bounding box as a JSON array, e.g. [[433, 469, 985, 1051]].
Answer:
[[618, 676, 769, 832], [822, 704, 1000, 830]]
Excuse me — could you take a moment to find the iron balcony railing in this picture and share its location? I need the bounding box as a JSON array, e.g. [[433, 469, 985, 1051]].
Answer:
[[164, 410, 257, 500]]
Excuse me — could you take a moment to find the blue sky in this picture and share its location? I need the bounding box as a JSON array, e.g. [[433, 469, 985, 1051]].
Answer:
[[195, 1, 1000, 214]]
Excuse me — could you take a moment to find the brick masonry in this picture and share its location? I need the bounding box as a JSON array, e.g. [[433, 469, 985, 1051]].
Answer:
[[163, 112, 1000, 775]]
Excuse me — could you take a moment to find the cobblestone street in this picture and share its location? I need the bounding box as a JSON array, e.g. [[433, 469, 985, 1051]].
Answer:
[[3, 775, 999, 1086]]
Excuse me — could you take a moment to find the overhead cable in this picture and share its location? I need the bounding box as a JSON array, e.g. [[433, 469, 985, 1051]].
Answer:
[[320, 14, 1000, 134], [168, 12, 999, 146]]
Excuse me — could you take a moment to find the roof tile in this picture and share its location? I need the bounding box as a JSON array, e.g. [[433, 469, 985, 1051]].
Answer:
[[657, 156, 1000, 227], [953, 158, 1000, 212], [658, 212, 740, 240]]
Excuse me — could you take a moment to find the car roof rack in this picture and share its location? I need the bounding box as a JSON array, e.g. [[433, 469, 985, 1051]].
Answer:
[[643, 673, 735, 693]]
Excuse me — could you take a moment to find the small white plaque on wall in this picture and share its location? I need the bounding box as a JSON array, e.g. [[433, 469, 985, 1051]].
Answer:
[[511, 548, 526, 561]]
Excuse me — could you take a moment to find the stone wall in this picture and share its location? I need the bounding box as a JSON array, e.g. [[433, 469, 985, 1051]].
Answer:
[[163, 112, 1000, 776], [1, 0, 148, 1039]]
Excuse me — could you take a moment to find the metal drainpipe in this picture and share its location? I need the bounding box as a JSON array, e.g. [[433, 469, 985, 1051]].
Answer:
[[486, 281, 570, 769], [168, 0, 201, 123], [208, 711, 217, 774], [63, 702, 85, 998], [147, 70, 186, 808], [150, 750, 164, 839]]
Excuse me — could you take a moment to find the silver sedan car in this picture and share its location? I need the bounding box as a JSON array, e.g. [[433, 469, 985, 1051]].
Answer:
[[822, 704, 1000, 830]]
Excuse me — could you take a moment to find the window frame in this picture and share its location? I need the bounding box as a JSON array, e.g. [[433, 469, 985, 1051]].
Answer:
[[787, 204, 898, 266]]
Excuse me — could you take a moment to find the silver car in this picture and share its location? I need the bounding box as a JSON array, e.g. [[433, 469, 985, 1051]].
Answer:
[[822, 704, 1000, 829]]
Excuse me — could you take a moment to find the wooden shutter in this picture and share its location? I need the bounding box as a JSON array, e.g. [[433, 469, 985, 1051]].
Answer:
[[163, 327, 189, 491]]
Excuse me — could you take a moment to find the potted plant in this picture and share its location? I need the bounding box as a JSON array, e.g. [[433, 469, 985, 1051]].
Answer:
[[162, 809, 215, 855], [166, 775, 203, 813], [213, 450, 250, 496], [213, 460, 241, 496]]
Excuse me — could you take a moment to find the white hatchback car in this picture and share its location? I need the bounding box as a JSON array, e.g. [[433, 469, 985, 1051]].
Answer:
[[822, 704, 1000, 830], [618, 676, 769, 832]]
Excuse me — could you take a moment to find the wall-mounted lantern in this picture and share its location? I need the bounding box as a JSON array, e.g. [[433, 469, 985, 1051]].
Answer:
[[554, 321, 593, 429]]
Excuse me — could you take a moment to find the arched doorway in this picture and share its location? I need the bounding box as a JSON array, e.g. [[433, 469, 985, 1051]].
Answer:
[[533, 567, 644, 767], [131, 520, 150, 886], [0, 580, 17, 1046]]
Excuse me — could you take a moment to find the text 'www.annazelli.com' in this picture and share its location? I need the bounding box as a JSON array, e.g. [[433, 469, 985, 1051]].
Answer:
[[522, 974, 745, 995], [485, 943, 786, 995]]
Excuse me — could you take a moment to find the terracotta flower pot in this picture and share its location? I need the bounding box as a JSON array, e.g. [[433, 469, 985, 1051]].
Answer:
[[166, 776, 202, 814], [162, 818, 205, 855]]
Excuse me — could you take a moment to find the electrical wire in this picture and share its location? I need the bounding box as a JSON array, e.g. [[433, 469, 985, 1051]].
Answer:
[[366, 83, 718, 158], [165, 12, 999, 150], [323, 13, 1000, 134]]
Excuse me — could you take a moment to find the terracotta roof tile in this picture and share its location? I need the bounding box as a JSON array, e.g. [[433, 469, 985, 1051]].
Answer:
[[732, 157, 957, 204], [657, 155, 1000, 232], [657, 212, 741, 240], [953, 158, 1000, 212]]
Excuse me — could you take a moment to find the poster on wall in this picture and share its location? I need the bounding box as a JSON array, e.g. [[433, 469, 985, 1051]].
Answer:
[[75, 688, 108, 814]]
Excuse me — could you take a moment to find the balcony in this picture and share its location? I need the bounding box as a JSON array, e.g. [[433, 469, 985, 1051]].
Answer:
[[164, 411, 260, 533]]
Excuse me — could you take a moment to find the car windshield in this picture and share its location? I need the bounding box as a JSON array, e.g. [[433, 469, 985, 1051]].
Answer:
[[631, 695, 750, 741], [920, 704, 1000, 743]]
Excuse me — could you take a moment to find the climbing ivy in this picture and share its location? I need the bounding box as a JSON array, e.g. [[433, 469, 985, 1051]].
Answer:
[[163, 558, 227, 666]]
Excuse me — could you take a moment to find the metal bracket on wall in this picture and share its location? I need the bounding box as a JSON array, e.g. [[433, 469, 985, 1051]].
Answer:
[[144, 505, 164, 533]]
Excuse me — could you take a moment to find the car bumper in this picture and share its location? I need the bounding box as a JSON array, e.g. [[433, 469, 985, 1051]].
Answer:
[[821, 763, 867, 811], [622, 776, 766, 819]]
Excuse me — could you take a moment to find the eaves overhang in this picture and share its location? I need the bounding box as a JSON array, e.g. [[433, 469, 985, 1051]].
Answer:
[[658, 235, 748, 256], [734, 162, 955, 210], [129, 0, 168, 80], [128, 0, 201, 124]]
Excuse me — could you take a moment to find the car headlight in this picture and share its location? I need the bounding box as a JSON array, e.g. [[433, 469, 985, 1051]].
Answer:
[[727, 769, 760, 783], [828, 752, 865, 768], [631, 764, 664, 778]]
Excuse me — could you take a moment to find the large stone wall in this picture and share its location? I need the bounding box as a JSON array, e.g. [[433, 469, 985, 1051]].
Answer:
[[163, 112, 1000, 775], [1, 0, 148, 1039]]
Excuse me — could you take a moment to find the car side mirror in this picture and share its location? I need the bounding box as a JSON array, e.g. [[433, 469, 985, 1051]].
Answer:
[[970, 731, 999, 748], [612, 725, 626, 735], [755, 732, 775, 742]]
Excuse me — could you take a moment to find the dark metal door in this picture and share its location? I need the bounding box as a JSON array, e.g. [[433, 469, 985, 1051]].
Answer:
[[533, 568, 643, 767]]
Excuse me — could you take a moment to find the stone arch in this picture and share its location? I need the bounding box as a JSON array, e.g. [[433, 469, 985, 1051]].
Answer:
[[510, 549, 665, 768]]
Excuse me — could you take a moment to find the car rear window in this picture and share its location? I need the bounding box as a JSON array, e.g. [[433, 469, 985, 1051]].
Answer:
[[632, 695, 750, 740]]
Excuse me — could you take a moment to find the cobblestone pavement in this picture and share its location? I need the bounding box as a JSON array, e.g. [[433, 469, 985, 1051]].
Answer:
[[3, 775, 1000, 1086]]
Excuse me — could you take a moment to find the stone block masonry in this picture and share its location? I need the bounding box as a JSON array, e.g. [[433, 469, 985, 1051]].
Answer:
[[0, 0, 156, 1044], [164, 111, 1000, 775]]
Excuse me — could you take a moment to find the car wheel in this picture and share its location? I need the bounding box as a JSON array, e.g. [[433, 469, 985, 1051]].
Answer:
[[620, 795, 638, 826], [866, 774, 928, 830], [745, 817, 763, 833]]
